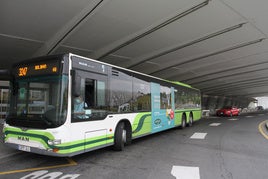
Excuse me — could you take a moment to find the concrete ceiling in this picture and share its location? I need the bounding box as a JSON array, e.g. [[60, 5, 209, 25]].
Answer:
[[1, 0, 268, 97]]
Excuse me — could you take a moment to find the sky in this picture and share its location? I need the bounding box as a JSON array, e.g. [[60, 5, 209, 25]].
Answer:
[[255, 97, 268, 109]]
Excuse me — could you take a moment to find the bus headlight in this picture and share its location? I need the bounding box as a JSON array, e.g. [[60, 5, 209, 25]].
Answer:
[[48, 139, 61, 145]]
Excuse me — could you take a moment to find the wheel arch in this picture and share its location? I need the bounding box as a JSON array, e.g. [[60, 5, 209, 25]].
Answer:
[[182, 112, 187, 121], [115, 119, 132, 145], [188, 111, 194, 126], [180, 112, 187, 129], [189, 111, 194, 120]]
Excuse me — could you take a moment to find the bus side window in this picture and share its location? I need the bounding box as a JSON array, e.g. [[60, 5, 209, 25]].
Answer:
[[85, 79, 106, 108], [85, 79, 94, 107], [72, 73, 108, 122]]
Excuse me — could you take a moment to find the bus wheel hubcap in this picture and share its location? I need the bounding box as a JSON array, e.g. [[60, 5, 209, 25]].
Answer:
[[122, 130, 127, 143]]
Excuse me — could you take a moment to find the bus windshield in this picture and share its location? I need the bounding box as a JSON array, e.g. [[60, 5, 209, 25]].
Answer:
[[6, 75, 68, 129]]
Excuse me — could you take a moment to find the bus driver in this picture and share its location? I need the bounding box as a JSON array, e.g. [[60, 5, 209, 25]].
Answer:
[[73, 96, 88, 119]]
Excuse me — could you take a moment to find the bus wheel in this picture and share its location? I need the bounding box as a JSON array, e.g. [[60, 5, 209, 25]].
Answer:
[[114, 122, 127, 151], [180, 114, 186, 129], [188, 113, 193, 127]]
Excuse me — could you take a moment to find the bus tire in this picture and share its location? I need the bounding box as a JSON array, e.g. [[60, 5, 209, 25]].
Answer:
[[188, 113, 193, 127], [125, 122, 132, 146], [180, 114, 186, 129], [113, 122, 127, 151]]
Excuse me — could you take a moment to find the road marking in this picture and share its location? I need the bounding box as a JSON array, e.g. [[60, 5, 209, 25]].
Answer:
[[20, 170, 48, 179], [171, 166, 200, 179], [258, 120, 268, 140], [228, 118, 238, 121], [246, 116, 254, 118], [20, 170, 80, 179], [190, 132, 207, 139], [209, 123, 221, 126], [0, 158, 77, 175]]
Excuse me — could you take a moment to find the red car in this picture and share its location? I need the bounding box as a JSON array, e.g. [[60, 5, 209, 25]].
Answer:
[[216, 106, 240, 117]]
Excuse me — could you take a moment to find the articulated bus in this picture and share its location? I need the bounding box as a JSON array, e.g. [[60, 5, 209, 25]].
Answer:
[[3, 53, 201, 157]]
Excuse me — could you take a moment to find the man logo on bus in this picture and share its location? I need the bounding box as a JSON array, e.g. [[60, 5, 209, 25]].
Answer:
[[18, 136, 29, 141]]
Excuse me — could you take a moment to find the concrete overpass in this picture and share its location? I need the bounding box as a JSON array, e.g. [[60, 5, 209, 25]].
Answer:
[[1, 0, 268, 110]]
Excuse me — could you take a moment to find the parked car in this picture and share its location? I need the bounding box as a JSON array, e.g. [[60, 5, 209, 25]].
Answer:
[[216, 106, 240, 117]]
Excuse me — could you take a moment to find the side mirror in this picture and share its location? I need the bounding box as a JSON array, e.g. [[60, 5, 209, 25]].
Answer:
[[71, 70, 81, 97], [12, 81, 18, 95]]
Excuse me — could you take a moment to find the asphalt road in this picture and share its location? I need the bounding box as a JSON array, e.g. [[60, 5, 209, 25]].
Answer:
[[1, 111, 268, 179]]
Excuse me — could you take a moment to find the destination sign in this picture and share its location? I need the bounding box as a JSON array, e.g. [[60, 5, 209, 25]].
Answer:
[[15, 60, 60, 77]]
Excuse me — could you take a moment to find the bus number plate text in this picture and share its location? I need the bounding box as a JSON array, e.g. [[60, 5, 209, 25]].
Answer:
[[18, 145, 31, 152]]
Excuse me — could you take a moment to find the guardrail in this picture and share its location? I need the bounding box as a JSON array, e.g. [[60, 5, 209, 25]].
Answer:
[[202, 110, 210, 117], [202, 108, 262, 118]]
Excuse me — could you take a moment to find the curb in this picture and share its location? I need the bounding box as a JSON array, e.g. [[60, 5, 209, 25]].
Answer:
[[259, 121, 268, 140]]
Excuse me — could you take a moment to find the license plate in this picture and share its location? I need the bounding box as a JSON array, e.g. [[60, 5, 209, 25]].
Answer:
[[18, 145, 31, 152]]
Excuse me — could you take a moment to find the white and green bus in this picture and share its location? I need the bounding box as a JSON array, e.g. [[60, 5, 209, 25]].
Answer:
[[3, 53, 201, 157]]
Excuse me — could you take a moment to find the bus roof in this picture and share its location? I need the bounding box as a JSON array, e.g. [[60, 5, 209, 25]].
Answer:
[[13, 53, 197, 90], [70, 53, 197, 90]]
